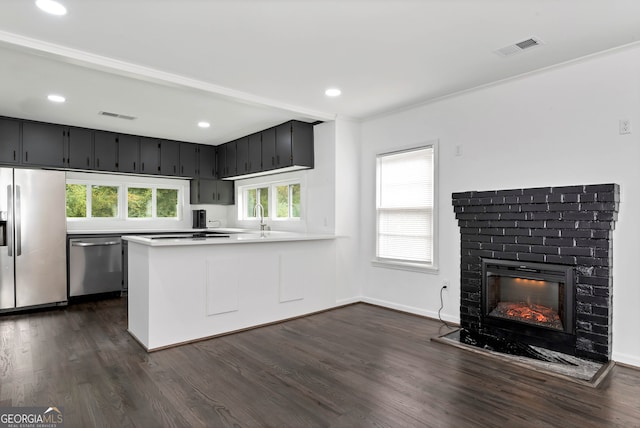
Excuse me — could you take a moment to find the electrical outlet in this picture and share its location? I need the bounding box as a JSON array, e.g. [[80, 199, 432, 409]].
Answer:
[[619, 119, 631, 135], [455, 145, 463, 157], [442, 279, 450, 289]]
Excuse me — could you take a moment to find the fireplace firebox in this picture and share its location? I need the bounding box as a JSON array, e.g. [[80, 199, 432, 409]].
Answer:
[[482, 259, 575, 340]]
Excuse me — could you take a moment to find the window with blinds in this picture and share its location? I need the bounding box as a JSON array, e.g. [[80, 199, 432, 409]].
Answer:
[[376, 145, 435, 266]]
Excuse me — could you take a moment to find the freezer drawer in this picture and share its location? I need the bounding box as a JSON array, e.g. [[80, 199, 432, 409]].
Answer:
[[69, 236, 122, 297]]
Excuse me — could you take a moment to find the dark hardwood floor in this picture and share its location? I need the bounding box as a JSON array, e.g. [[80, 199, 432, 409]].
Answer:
[[1, 298, 639, 427]]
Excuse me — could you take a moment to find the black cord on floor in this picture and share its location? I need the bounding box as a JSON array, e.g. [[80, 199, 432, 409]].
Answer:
[[438, 285, 453, 329]]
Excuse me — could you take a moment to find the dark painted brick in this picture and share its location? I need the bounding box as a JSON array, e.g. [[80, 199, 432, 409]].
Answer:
[[577, 302, 592, 314], [461, 234, 493, 243], [547, 193, 563, 203], [516, 236, 544, 245], [460, 227, 480, 235], [592, 286, 610, 297], [559, 247, 593, 257], [576, 257, 609, 267], [546, 220, 578, 229], [461, 241, 482, 250], [455, 213, 480, 221], [577, 221, 614, 230], [576, 266, 595, 276], [577, 276, 609, 287], [531, 229, 561, 237], [576, 320, 592, 331], [593, 267, 610, 277], [580, 202, 619, 212], [556, 185, 585, 193], [504, 228, 532, 236], [504, 196, 519, 204], [576, 337, 594, 352], [492, 236, 517, 244], [576, 313, 609, 325], [585, 184, 617, 193], [561, 193, 580, 203], [463, 220, 492, 228], [595, 192, 619, 202], [522, 187, 553, 195], [475, 213, 501, 221], [481, 243, 504, 251], [545, 255, 577, 265], [453, 206, 465, 213], [461, 284, 480, 293], [580, 295, 609, 307], [504, 244, 531, 252], [478, 228, 504, 236], [529, 212, 562, 220], [452, 198, 470, 206], [490, 196, 506, 204], [596, 212, 618, 221], [576, 284, 594, 296], [474, 190, 497, 198], [517, 221, 546, 228], [496, 189, 524, 196], [579, 332, 608, 345], [516, 253, 545, 263], [486, 205, 521, 213], [545, 237, 574, 246], [492, 252, 519, 261], [520, 203, 550, 212], [593, 306, 609, 317], [578, 193, 596, 203], [591, 230, 611, 239], [461, 205, 487, 213], [490, 220, 518, 228], [469, 249, 494, 258], [531, 245, 559, 255], [532, 194, 548, 203], [517, 195, 534, 203], [452, 191, 474, 199], [594, 249, 609, 258], [590, 324, 609, 336], [562, 211, 596, 221], [575, 239, 609, 249], [548, 202, 580, 211], [560, 229, 592, 238]]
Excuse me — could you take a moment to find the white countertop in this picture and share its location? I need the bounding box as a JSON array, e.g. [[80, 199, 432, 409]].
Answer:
[[122, 230, 336, 246]]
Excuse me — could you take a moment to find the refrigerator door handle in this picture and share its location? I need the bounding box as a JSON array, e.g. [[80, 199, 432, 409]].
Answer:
[[7, 185, 12, 257], [15, 185, 21, 257]]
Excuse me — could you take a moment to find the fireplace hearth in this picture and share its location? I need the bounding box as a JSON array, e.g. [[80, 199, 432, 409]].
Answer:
[[452, 184, 619, 362]]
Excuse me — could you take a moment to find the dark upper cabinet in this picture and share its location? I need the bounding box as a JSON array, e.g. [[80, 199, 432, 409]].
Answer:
[[225, 140, 237, 177], [94, 131, 119, 171], [118, 134, 140, 173], [275, 120, 314, 169], [235, 137, 249, 176], [0, 118, 21, 164], [190, 179, 234, 205], [216, 145, 227, 178], [261, 127, 276, 172], [22, 122, 66, 167], [140, 137, 160, 174], [67, 127, 93, 169], [179, 143, 198, 177], [247, 132, 262, 173], [198, 145, 216, 179], [160, 140, 180, 176]]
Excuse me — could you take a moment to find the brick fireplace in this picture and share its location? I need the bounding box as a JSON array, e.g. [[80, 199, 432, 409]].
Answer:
[[452, 184, 619, 362]]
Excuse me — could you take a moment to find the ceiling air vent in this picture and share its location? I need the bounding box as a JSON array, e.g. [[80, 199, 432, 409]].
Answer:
[[98, 111, 137, 120], [495, 37, 543, 57]]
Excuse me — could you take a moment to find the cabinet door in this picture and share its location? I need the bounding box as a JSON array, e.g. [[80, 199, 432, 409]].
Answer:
[[67, 127, 93, 169], [94, 131, 119, 171], [248, 132, 262, 173], [216, 145, 227, 178], [216, 180, 234, 205], [198, 145, 216, 179], [226, 141, 237, 176], [118, 134, 140, 173], [261, 127, 276, 171], [0, 118, 21, 164], [235, 137, 249, 175], [291, 120, 314, 168], [275, 122, 293, 168], [179, 143, 198, 177], [22, 122, 66, 167], [160, 140, 180, 176], [140, 137, 160, 174]]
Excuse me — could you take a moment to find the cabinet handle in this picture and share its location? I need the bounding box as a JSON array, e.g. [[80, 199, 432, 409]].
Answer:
[[173, 165, 176, 174], [86, 157, 90, 167], [272, 156, 274, 166], [244, 162, 247, 171], [13, 150, 16, 161], [217, 192, 220, 200], [62, 157, 66, 164], [25, 152, 28, 162], [97, 158, 100, 168], [157, 166, 161, 172], [181, 165, 184, 174], [142, 162, 145, 171], [134, 161, 136, 170], [276, 155, 280, 165]]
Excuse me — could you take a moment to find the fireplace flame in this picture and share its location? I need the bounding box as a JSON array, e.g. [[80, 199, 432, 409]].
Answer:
[[490, 301, 563, 330]]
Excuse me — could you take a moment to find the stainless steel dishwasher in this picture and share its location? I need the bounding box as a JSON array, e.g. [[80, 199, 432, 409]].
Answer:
[[69, 236, 123, 297]]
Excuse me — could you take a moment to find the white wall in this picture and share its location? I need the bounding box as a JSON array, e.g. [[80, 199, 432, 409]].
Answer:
[[359, 45, 640, 367]]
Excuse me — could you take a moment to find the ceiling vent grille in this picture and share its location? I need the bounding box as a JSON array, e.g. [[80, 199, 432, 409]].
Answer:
[[98, 111, 137, 120], [495, 37, 543, 57]]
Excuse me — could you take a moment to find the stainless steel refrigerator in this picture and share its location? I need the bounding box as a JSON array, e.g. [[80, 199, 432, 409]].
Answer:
[[0, 168, 67, 311]]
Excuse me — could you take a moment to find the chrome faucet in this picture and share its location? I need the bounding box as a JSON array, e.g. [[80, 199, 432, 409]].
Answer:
[[254, 203, 268, 231]]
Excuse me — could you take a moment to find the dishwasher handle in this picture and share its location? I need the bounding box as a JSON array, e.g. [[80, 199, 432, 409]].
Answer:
[[71, 241, 121, 247]]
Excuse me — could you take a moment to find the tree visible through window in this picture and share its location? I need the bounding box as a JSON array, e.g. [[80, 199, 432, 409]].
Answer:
[[128, 187, 152, 218], [157, 189, 178, 218], [66, 184, 87, 218], [91, 186, 119, 218]]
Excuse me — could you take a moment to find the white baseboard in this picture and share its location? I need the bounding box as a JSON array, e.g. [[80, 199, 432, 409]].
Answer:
[[612, 351, 640, 369], [360, 296, 459, 324], [335, 296, 362, 306]]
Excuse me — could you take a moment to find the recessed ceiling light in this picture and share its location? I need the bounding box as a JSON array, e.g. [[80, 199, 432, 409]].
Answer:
[[47, 94, 66, 103], [198, 121, 211, 128], [325, 88, 342, 97], [35, 0, 67, 16]]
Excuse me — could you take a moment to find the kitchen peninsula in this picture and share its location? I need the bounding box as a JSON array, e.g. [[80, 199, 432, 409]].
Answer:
[[124, 231, 336, 351]]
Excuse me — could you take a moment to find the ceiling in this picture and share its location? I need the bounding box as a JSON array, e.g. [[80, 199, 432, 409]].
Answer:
[[1, 0, 640, 145]]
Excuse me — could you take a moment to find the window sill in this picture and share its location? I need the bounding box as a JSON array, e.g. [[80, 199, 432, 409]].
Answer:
[[371, 258, 439, 274]]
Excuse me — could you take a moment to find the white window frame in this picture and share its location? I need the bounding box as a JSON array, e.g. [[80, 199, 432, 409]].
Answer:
[[237, 178, 303, 222], [125, 185, 182, 220], [372, 141, 439, 274]]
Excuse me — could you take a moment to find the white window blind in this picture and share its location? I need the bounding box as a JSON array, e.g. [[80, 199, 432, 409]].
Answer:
[[376, 146, 434, 264]]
